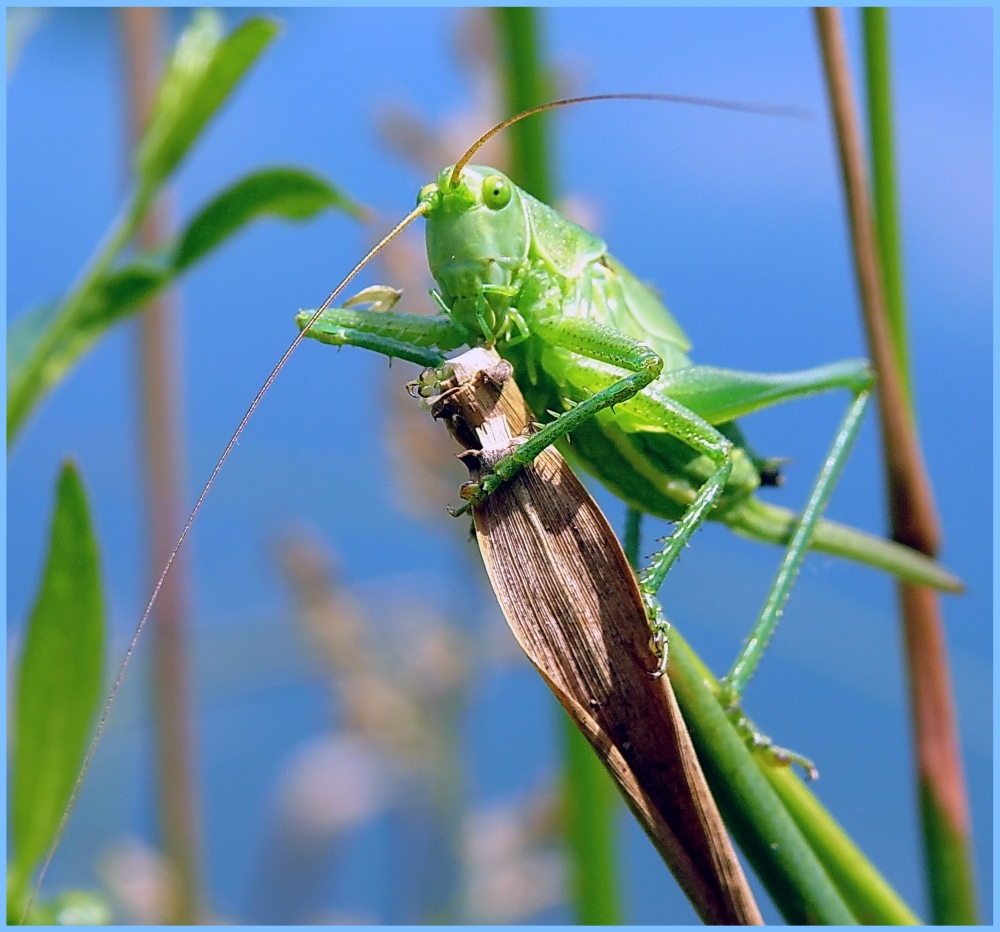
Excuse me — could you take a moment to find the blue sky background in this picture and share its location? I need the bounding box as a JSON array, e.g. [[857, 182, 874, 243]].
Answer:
[[7, 7, 991, 923]]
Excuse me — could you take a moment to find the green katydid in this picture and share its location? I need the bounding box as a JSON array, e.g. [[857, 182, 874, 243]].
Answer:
[[293, 95, 961, 717], [29, 93, 961, 918]]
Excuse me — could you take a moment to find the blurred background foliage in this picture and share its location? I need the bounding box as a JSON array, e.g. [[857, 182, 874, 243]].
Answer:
[[7, 7, 990, 923]]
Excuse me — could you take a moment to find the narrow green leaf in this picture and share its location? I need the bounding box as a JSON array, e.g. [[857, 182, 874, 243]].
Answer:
[[562, 716, 622, 924], [136, 8, 223, 186], [173, 167, 363, 271], [12, 462, 106, 888], [137, 12, 279, 191], [919, 777, 980, 924], [763, 765, 920, 924], [81, 262, 168, 327], [667, 630, 857, 924]]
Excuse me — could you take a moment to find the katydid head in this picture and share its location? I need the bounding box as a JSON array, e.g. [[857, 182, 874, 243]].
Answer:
[[419, 164, 530, 345], [416, 93, 806, 347]]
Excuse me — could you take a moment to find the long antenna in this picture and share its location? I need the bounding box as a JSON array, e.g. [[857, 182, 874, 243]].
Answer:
[[20, 199, 430, 924], [450, 91, 809, 184]]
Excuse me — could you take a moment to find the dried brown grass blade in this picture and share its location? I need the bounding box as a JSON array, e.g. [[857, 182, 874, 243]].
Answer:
[[421, 347, 762, 925]]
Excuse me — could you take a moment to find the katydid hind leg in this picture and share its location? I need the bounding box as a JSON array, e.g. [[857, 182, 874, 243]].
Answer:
[[629, 514, 821, 778], [628, 380, 871, 771], [727, 705, 820, 780], [661, 361, 962, 592], [657, 359, 874, 425], [719, 390, 871, 707], [634, 466, 734, 677]]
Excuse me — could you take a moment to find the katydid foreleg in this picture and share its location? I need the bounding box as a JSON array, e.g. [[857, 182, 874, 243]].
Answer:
[[298, 305, 464, 368]]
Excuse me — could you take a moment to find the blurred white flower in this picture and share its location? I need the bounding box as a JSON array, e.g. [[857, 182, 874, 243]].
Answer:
[[277, 734, 391, 837], [100, 837, 179, 925]]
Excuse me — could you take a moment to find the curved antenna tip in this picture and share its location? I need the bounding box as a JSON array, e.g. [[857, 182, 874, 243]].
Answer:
[[451, 91, 810, 184]]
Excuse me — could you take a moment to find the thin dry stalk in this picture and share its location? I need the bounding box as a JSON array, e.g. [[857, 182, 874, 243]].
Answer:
[[118, 8, 202, 924], [813, 7, 939, 553], [813, 7, 974, 918], [421, 348, 762, 925]]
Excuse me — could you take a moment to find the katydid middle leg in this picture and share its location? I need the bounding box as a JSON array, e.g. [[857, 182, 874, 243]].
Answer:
[[646, 359, 876, 703]]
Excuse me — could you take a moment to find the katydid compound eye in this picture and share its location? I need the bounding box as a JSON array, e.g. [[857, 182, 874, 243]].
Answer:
[[482, 175, 511, 209]]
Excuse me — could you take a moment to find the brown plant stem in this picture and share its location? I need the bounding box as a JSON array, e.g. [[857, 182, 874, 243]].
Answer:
[[118, 8, 203, 924], [813, 7, 937, 554], [813, 8, 976, 922]]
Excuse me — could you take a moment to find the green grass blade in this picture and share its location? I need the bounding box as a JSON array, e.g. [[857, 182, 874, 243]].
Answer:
[[561, 716, 622, 924], [763, 766, 920, 924], [667, 631, 857, 925], [10, 462, 106, 897], [494, 7, 553, 202], [629, 511, 916, 924], [493, 8, 622, 922], [862, 8, 911, 406], [917, 776, 980, 924]]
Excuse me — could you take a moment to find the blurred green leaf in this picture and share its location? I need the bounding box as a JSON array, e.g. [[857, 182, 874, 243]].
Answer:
[[173, 166, 364, 271], [11, 462, 105, 889], [51, 890, 113, 926], [7, 302, 60, 384], [137, 11, 279, 192], [7, 164, 357, 445], [7, 264, 166, 442], [7, 12, 362, 449], [82, 262, 169, 326], [6, 877, 54, 927]]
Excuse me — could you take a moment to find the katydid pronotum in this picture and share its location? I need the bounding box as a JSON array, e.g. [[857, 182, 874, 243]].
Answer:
[[29, 93, 962, 916]]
